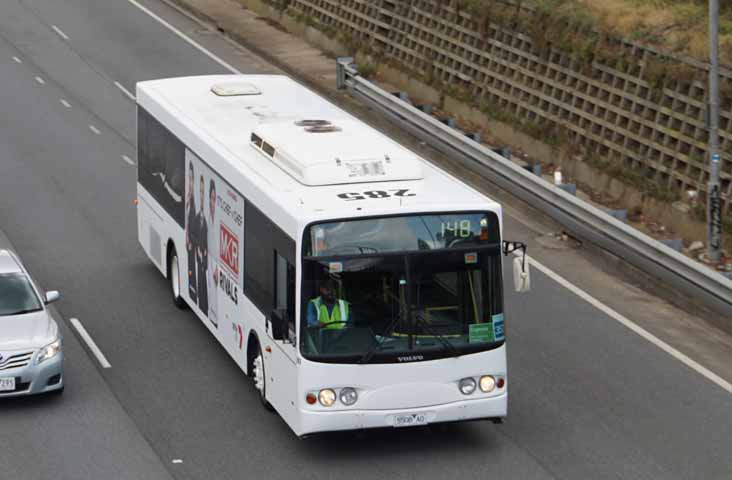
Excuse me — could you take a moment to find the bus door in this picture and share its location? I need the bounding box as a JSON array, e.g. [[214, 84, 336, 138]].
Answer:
[[268, 251, 298, 418]]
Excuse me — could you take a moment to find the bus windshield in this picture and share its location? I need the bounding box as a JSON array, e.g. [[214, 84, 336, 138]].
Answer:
[[301, 213, 504, 364]]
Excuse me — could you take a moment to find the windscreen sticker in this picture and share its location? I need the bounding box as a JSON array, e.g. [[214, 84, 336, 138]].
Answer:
[[492, 313, 505, 341], [469, 323, 494, 343]]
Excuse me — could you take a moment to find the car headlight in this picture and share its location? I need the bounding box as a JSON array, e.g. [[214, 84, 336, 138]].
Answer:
[[339, 387, 358, 406], [479, 375, 496, 393], [318, 388, 336, 407], [37, 339, 61, 364], [458, 377, 476, 395]]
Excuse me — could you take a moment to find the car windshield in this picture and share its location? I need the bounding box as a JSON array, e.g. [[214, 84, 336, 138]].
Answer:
[[301, 213, 504, 364], [0, 273, 43, 316]]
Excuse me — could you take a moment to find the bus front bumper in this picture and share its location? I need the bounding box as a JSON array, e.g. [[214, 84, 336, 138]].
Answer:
[[298, 392, 506, 435]]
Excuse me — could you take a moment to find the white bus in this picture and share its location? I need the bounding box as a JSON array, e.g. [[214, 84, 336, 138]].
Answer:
[[135, 75, 530, 436]]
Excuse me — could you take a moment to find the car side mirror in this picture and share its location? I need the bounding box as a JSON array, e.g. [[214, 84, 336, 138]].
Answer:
[[503, 241, 531, 293], [45, 291, 60, 304]]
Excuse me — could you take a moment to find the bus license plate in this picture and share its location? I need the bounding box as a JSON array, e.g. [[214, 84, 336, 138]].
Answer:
[[0, 377, 15, 392], [393, 413, 427, 427]]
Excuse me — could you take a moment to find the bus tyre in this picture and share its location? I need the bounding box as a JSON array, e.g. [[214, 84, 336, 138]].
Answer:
[[253, 347, 274, 412], [168, 248, 187, 310]]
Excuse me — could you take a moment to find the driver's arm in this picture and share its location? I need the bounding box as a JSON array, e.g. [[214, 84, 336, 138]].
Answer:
[[306, 301, 318, 327]]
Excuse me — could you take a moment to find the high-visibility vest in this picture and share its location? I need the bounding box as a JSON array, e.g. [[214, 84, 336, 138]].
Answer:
[[310, 297, 349, 329]]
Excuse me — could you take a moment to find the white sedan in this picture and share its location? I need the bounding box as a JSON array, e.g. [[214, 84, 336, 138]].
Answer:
[[0, 249, 63, 397]]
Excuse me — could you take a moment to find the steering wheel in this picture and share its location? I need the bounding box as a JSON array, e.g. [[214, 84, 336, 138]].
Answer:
[[318, 321, 349, 329]]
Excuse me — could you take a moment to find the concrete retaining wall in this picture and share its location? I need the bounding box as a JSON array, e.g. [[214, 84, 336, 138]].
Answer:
[[269, 0, 732, 217]]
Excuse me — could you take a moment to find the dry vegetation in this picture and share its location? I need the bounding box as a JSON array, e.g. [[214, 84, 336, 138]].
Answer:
[[457, 0, 732, 66], [578, 0, 732, 64]]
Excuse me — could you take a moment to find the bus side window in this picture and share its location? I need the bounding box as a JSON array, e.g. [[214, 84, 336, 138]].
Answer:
[[274, 252, 296, 343]]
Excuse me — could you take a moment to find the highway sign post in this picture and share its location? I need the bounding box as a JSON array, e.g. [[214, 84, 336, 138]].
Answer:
[[708, 0, 722, 262]]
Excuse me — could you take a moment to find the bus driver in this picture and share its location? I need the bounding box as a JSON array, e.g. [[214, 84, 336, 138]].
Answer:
[[307, 279, 352, 329]]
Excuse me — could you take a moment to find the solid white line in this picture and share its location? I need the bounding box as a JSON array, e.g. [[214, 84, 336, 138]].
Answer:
[[127, 0, 732, 395], [122, 155, 135, 165], [124, 0, 239, 73], [529, 257, 732, 394], [35, 76, 45, 85], [114, 81, 136, 101], [60, 99, 71, 108], [12, 56, 22, 63], [89, 125, 101, 135], [70, 318, 111, 368], [51, 25, 69, 41]]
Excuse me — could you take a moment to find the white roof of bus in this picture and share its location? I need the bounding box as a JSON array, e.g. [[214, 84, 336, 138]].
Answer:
[[136, 75, 499, 231], [252, 119, 423, 186]]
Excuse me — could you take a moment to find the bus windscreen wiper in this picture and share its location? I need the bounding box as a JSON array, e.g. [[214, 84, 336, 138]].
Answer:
[[358, 311, 403, 364], [412, 312, 459, 357]]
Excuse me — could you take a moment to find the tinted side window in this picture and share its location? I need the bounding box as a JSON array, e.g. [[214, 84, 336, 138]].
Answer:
[[137, 107, 185, 227], [275, 252, 296, 339], [244, 203, 295, 314], [244, 203, 274, 312]]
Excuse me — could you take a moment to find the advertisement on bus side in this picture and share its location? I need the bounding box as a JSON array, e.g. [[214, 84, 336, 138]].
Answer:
[[184, 149, 244, 334]]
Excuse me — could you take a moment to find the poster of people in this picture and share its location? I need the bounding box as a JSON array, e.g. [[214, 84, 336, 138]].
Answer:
[[184, 149, 244, 331]]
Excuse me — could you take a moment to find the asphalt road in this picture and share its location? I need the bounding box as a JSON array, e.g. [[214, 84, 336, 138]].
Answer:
[[1, 1, 731, 479]]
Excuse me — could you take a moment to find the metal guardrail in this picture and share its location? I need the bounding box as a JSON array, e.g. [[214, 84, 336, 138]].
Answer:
[[337, 58, 732, 318]]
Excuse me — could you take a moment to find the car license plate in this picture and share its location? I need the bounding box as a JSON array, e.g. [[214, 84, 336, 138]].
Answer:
[[0, 377, 15, 392], [393, 413, 428, 427]]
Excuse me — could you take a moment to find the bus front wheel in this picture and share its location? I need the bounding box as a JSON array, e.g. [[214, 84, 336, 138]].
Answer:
[[252, 345, 274, 412], [167, 246, 187, 310]]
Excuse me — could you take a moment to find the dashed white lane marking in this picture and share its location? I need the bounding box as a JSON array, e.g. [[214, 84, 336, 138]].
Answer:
[[35, 76, 45, 85], [125, 0, 239, 74], [128, 0, 732, 396], [51, 25, 69, 40], [70, 318, 111, 369], [12, 56, 22, 63], [171, 459, 183, 464], [89, 125, 101, 135], [60, 99, 71, 108], [529, 258, 732, 395], [122, 155, 135, 166], [113, 81, 136, 101]]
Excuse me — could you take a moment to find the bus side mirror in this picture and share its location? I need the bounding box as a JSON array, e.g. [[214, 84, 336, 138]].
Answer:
[[271, 308, 295, 343], [503, 241, 530, 293], [270, 309, 286, 341], [512, 255, 531, 293]]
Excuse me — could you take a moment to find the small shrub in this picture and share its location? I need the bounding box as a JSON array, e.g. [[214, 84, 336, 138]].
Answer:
[[357, 62, 377, 79]]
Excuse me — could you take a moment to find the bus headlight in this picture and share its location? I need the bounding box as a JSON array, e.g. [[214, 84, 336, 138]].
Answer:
[[458, 377, 476, 395], [339, 387, 358, 406], [318, 388, 336, 407], [479, 375, 496, 393]]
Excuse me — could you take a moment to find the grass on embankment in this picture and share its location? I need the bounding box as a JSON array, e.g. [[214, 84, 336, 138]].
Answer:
[[458, 0, 732, 67]]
